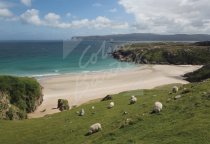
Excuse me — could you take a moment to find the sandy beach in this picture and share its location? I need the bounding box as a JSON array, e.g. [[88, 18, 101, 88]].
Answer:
[[28, 65, 201, 118]]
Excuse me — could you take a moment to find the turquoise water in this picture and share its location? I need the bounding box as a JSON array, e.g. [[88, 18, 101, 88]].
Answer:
[[0, 40, 135, 77]]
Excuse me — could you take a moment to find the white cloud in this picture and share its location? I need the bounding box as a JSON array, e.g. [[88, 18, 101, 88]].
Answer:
[[118, 0, 210, 33], [92, 3, 102, 7], [21, 0, 31, 7], [45, 13, 60, 22], [20, 9, 42, 25], [0, 8, 13, 17], [20, 9, 128, 30], [109, 8, 117, 13]]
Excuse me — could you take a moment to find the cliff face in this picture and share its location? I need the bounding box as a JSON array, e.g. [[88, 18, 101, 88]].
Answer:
[[0, 76, 43, 120], [112, 42, 210, 65], [0, 92, 10, 119], [184, 64, 210, 82], [0, 92, 27, 120]]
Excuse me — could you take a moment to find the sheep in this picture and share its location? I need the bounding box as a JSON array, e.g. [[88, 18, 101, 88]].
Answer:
[[86, 123, 102, 135], [108, 102, 115, 109], [123, 111, 128, 115], [79, 109, 85, 116], [151, 101, 163, 114], [172, 86, 179, 93], [130, 95, 137, 104], [92, 106, 95, 110]]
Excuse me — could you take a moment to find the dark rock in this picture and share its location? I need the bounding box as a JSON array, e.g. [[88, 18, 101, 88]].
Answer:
[[57, 99, 70, 111], [101, 95, 112, 101], [181, 88, 190, 94]]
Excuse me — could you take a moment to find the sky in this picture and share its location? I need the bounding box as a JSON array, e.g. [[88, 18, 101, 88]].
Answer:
[[0, 0, 210, 40]]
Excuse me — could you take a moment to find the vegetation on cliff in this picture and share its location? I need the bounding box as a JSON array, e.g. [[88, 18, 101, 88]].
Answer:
[[0, 79, 210, 143], [0, 76, 43, 120], [112, 42, 210, 65], [184, 64, 210, 82]]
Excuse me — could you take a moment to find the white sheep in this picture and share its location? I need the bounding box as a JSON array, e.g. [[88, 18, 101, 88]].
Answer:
[[152, 101, 163, 113], [108, 102, 115, 109], [92, 106, 95, 110], [130, 95, 137, 104], [79, 109, 85, 116], [172, 86, 179, 93], [88, 123, 102, 135]]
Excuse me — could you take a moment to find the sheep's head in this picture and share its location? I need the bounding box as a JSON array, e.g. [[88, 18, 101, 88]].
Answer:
[[131, 95, 135, 99], [88, 130, 93, 135]]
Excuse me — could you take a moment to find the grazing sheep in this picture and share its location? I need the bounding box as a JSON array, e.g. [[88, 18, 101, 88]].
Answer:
[[174, 95, 182, 100], [87, 123, 102, 135], [92, 106, 95, 110], [172, 86, 179, 93], [152, 102, 163, 113], [130, 95, 137, 104], [123, 111, 128, 115], [79, 109, 85, 116], [108, 102, 115, 109]]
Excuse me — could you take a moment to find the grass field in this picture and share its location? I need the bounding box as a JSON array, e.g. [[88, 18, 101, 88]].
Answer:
[[0, 80, 210, 144]]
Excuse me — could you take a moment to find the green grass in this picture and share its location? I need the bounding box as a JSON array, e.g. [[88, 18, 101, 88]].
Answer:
[[0, 80, 210, 144]]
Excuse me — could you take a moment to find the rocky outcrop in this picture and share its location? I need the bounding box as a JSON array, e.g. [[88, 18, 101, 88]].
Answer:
[[101, 95, 112, 101], [0, 76, 44, 120], [0, 92, 10, 119], [57, 99, 70, 111], [0, 92, 27, 120], [32, 86, 44, 112], [112, 42, 210, 65], [184, 64, 210, 82]]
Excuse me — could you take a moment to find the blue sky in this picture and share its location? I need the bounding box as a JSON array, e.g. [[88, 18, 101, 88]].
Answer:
[[0, 0, 210, 40], [0, 0, 134, 40]]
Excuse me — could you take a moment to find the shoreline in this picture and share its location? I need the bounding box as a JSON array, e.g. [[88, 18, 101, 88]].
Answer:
[[28, 64, 202, 118]]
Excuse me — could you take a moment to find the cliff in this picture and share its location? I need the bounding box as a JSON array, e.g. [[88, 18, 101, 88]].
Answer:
[[0, 76, 43, 120], [112, 42, 210, 65]]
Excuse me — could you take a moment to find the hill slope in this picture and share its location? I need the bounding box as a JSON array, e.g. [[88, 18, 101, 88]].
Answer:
[[0, 76, 43, 120], [184, 64, 210, 82], [0, 80, 210, 143]]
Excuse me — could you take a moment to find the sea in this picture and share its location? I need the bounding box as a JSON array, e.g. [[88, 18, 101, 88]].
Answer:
[[0, 40, 135, 77]]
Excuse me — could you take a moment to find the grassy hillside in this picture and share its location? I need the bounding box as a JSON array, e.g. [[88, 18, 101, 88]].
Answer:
[[184, 64, 210, 82], [0, 80, 210, 143], [0, 76, 43, 120], [112, 42, 210, 65]]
